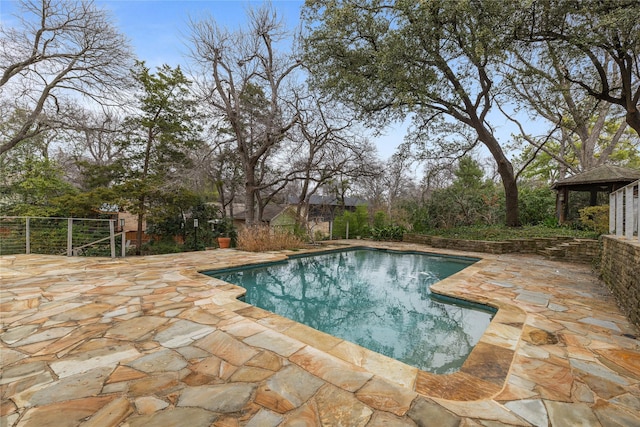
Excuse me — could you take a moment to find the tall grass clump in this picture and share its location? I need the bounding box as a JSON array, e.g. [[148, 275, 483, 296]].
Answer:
[[237, 225, 305, 252]]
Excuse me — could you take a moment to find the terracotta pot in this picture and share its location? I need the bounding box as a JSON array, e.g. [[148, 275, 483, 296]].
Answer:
[[217, 237, 231, 249]]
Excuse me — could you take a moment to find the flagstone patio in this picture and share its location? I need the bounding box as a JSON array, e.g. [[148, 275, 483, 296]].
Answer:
[[1, 242, 639, 426]]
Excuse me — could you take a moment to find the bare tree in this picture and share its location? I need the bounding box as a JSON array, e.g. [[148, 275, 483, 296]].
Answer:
[[69, 110, 126, 167], [0, 0, 133, 155], [55, 108, 127, 190], [188, 4, 302, 225], [203, 128, 244, 218], [382, 153, 418, 215], [281, 92, 377, 225]]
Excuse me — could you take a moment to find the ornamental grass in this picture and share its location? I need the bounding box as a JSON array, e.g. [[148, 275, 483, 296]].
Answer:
[[236, 225, 305, 252]]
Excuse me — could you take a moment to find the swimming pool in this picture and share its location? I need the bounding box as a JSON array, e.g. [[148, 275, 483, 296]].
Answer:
[[206, 248, 495, 374]]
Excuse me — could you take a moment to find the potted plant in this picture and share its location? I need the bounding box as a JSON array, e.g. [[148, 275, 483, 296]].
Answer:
[[213, 218, 235, 249], [218, 235, 232, 249]]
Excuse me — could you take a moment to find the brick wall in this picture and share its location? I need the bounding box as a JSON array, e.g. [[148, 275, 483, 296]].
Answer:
[[600, 236, 640, 327]]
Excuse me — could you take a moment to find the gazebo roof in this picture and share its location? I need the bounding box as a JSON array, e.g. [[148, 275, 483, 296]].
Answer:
[[551, 165, 640, 190]]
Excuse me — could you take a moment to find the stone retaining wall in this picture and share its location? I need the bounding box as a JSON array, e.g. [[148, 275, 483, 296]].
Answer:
[[403, 233, 600, 264], [402, 234, 573, 255], [600, 236, 640, 327]]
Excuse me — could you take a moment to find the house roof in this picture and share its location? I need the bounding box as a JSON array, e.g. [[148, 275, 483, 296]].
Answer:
[[233, 204, 286, 222], [551, 165, 640, 190], [288, 195, 367, 207]]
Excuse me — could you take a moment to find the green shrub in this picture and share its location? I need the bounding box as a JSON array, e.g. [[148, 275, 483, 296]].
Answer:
[[518, 186, 556, 225], [333, 205, 370, 238], [373, 210, 388, 228], [332, 210, 350, 238], [370, 225, 406, 241], [406, 158, 504, 230], [406, 203, 433, 233], [579, 205, 609, 234], [313, 230, 327, 241], [541, 216, 559, 228], [139, 239, 184, 255]]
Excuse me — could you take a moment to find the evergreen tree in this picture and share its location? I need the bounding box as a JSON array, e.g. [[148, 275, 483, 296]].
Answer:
[[120, 62, 202, 253]]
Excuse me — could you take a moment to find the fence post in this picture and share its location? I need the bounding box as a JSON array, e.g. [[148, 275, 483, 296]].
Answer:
[[609, 193, 615, 234], [616, 191, 624, 237], [25, 217, 31, 254], [625, 186, 634, 239], [346, 221, 349, 239], [109, 220, 116, 258], [67, 218, 73, 256]]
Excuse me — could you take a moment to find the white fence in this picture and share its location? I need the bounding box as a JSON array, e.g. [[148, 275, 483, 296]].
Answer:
[[609, 180, 639, 241], [0, 217, 126, 257]]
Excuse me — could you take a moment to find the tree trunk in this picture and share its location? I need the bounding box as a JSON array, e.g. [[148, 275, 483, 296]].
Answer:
[[501, 171, 520, 227], [244, 185, 255, 226], [477, 127, 520, 227], [215, 180, 226, 217], [627, 110, 640, 137], [136, 125, 153, 255], [295, 171, 312, 227], [244, 163, 256, 226]]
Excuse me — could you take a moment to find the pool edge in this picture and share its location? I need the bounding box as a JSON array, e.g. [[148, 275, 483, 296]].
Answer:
[[198, 243, 524, 401]]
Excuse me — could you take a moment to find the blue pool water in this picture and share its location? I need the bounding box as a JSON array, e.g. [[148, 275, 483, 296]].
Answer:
[[206, 248, 495, 374]]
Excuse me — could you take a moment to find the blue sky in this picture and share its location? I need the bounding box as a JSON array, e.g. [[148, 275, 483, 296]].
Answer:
[[102, 1, 305, 68], [0, 1, 305, 68]]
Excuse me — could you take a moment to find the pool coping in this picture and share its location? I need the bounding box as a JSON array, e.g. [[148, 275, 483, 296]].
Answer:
[[198, 243, 524, 401]]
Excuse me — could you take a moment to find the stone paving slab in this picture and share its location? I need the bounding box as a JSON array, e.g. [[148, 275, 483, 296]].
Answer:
[[1, 242, 639, 426]]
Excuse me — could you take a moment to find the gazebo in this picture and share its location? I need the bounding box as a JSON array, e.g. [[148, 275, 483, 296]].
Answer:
[[551, 165, 640, 223]]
